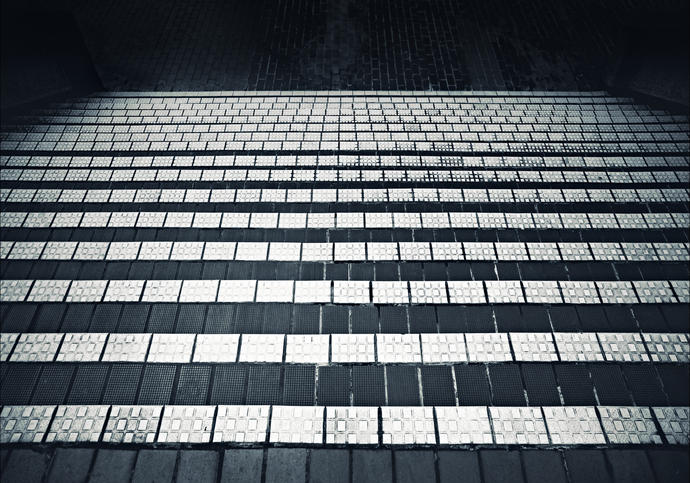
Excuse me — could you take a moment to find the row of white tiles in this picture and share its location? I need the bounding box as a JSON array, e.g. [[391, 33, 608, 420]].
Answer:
[[3, 187, 689, 206], [3, 154, 687, 169], [2, 404, 687, 445], [2, 210, 687, 231], [2, 279, 687, 305], [3, 139, 688, 153], [2, 331, 688, 364], [3, 168, 687, 184], [4, 241, 687, 263]]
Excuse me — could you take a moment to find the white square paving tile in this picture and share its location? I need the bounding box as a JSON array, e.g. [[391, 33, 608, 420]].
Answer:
[[106, 242, 141, 260], [331, 334, 375, 363], [171, 242, 204, 260], [0, 279, 33, 302], [268, 242, 301, 261], [139, 241, 172, 260], [382, 407, 435, 445], [46, 405, 109, 443], [202, 242, 236, 260], [431, 242, 463, 261], [465, 333, 511, 362], [463, 242, 495, 261], [214, 405, 269, 443], [633, 281, 677, 304], [393, 212, 421, 228], [193, 334, 239, 362], [510, 332, 557, 361], [101, 334, 151, 362], [372, 281, 409, 304], [218, 280, 256, 302], [278, 213, 307, 229], [221, 212, 250, 228], [164, 212, 193, 228], [490, 407, 549, 445], [270, 406, 324, 444], [326, 407, 379, 445], [485, 281, 524, 304], [377, 334, 422, 363], [0, 333, 19, 361], [41, 241, 78, 260], [367, 243, 398, 261], [495, 243, 528, 261], [543, 406, 605, 444], [250, 212, 279, 228], [436, 406, 493, 444], [652, 407, 689, 444], [301, 243, 333, 261], [336, 212, 364, 228], [0, 406, 55, 443], [239, 334, 284, 362], [365, 212, 393, 228], [409, 281, 448, 304], [334, 243, 366, 261], [74, 242, 109, 260], [559, 281, 600, 304], [421, 333, 467, 363], [285, 335, 329, 363], [256, 280, 294, 303], [235, 242, 269, 261], [9, 241, 45, 259], [142, 280, 182, 302], [158, 406, 215, 443], [446, 281, 487, 304], [307, 213, 335, 228], [598, 333, 650, 362], [10, 333, 63, 362], [554, 332, 604, 361], [192, 212, 222, 228], [399, 242, 431, 261], [103, 280, 144, 302], [333, 281, 370, 304], [522, 281, 563, 304], [103, 405, 162, 444], [147, 334, 195, 362], [57, 333, 107, 362], [670, 280, 689, 303], [599, 406, 661, 444], [642, 333, 689, 363], [294, 280, 331, 303], [179, 280, 219, 303], [66, 280, 107, 302]]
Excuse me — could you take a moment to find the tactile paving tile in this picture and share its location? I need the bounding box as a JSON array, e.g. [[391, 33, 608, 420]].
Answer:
[[596, 281, 639, 305], [142, 280, 182, 302], [193, 334, 240, 362], [485, 281, 525, 304], [399, 242, 432, 261], [65, 280, 108, 302], [57, 333, 107, 362], [326, 407, 379, 445], [589, 242, 625, 261], [522, 281, 563, 304], [334, 242, 366, 261], [0, 333, 19, 361], [421, 333, 467, 363], [41, 241, 78, 260], [598, 333, 650, 362], [598, 406, 661, 444], [268, 242, 301, 261], [285, 334, 329, 363], [74, 242, 109, 260], [463, 242, 495, 261], [46, 405, 109, 443], [157, 405, 215, 443], [372, 281, 409, 304], [495, 243, 529, 261], [490, 407, 549, 445], [270, 406, 324, 444], [409, 281, 448, 304], [465, 333, 512, 362], [642, 333, 689, 362], [214, 405, 269, 443], [430, 242, 463, 261], [27, 279, 71, 302], [103, 280, 144, 302], [256, 280, 294, 303], [0, 279, 33, 302], [510, 332, 558, 362], [179, 280, 219, 303], [301, 242, 333, 261], [377, 334, 422, 363], [333, 281, 370, 304], [239, 334, 285, 362], [217, 280, 256, 302], [526, 242, 561, 261], [0, 406, 55, 443], [559, 281, 600, 304], [382, 407, 435, 444], [10, 333, 63, 362], [101, 333, 151, 362], [652, 407, 690, 444], [9, 241, 45, 259], [170, 241, 204, 260], [106, 242, 141, 260], [331, 334, 375, 363], [367, 242, 398, 261], [447, 281, 486, 304], [633, 281, 677, 304], [554, 332, 604, 361], [436, 406, 493, 444], [147, 334, 195, 363], [235, 242, 269, 261], [202, 242, 236, 260], [542, 406, 605, 444], [102, 405, 162, 444], [670, 280, 690, 303], [294, 281, 331, 303]]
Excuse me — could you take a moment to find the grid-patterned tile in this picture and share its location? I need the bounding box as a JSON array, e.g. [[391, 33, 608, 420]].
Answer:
[[239, 334, 284, 362], [331, 334, 375, 363], [510, 332, 558, 362], [0, 405, 55, 443], [543, 406, 605, 444], [436, 406, 493, 444], [598, 333, 650, 362], [490, 407, 549, 445], [599, 406, 661, 444], [10, 333, 63, 362], [642, 333, 690, 363], [466, 333, 511, 362], [326, 407, 379, 444], [652, 407, 690, 444], [158, 405, 215, 443], [554, 332, 604, 361], [269, 406, 324, 444], [57, 333, 107, 362], [285, 334, 329, 363], [381, 406, 435, 444], [147, 334, 195, 363], [46, 405, 109, 443], [377, 334, 422, 363], [101, 334, 151, 362], [102, 405, 162, 444], [214, 405, 269, 443], [421, 333, 467, 363]]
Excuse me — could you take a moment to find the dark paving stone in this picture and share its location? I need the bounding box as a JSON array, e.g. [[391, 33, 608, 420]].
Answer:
[[465, 307, 494, 332], [409, 306, 437, 333], [632, 306, 669, 332], [322, 305, 349, 334], [310, 450, 349, 483], [589, 364, 633, 405], [265, 448, 307, 483], [421, 365, 456, 406], [379, 306, 407, 333], [89, 449, 138, 483], [437, 306, 467, 332], [61, 304, 94, 332], [647, 449, 690, 483], [147, 304, 177, 333], [564, 449, 611, 483], [438, 450, 481, 483], [32, 364, 74, 404], [131, 449, 177, 483], [386, 365, 420, 406], [283, 365, 315, 405], [489, 365, 526, 406], [521, 364, 561, 406], [661, 305, 690, 332], [176, 305, 206, 333], [177, 450, 218, 483], [117, 304, 150, 333], [246, 365, 281, 405], [606, 449, 656, 483], [394, 450, 436, 483], [1, 304, 37, 332], [137, 364, 176, 405], [210, 365, 247, 404], [103, 363, 142, 405], [33, 304, 66, 332], [480, 449, 525, 483], [352, 450, 393, 483], [554, 364, 596, 405], [603, 307, 638, 331], [221, 449, 263, 483], [262, 304, 291, 334], [622, 364, 667, 406], [353, 365, 385, 406], [205, 305, 236, 334], [292, 305, 320, 334], [317, 366, 350, 405], [548, 306, 580, 332], [576, 306, 610, 331], [1, 448, 51, 483], [455, 365, 492, 405], [235, 304, 264, 333], [351, 306, 378, 334], [655, 365, 690, 405], [519, 306, 551, 331], [522, 450, 567, 483], [67, 365, 108, 404], [0, 364, 40, 405], [90, 304, 122, 332], [48, 448, 94, 483], [175, 365, 211, 405]]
